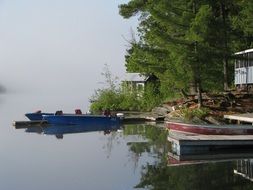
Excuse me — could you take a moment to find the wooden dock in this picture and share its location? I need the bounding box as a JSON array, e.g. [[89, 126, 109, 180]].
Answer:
[[224, 113, 253, 124], [122, 114, 164, 123], [168, 130, 253, 155]]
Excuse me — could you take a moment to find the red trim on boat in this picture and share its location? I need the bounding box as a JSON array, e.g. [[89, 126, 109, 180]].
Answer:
[[166, 122, 253, 135]]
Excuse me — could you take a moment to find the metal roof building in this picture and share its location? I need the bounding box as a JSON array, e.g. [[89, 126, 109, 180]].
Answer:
[[122, 73, 151, 96], [123, 73, 149, 82]]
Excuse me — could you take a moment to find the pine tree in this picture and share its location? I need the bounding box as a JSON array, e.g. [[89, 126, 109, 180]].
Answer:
[[119, 0, 253, 103]]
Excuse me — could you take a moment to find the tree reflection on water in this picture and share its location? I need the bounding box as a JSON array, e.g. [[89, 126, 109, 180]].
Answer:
[[137, 161, 253, 190], [124, 124, 169, 162], [123, 124, 253, 190], [21, 123, 253, 189]]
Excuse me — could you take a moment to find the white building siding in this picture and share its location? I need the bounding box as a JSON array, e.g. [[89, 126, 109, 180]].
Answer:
[[235, 67, 253, 85], [235, 49, 253, 85], [235, 68, 247, 85]]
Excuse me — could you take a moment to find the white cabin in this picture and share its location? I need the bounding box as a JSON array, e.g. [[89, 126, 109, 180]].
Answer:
[[235, 48, 253, 90]]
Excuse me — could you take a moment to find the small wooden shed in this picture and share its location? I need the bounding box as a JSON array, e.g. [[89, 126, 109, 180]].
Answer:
[[122, 73, 157, 96]]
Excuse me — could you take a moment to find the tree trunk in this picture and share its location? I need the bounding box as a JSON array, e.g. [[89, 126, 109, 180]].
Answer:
[[221, 2, 229, 91], [189, 81, 197, 95], [180, 89, 189, 98], [193, 1, 203, 107], [223, 58, 229, 91], [197, 81, 203, 107]]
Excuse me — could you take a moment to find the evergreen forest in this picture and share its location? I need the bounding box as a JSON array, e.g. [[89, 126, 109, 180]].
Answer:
[[90, 0, 253, 112]]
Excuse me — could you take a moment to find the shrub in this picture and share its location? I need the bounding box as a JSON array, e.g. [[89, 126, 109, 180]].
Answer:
[[89, 65, 163, 112], [181, 107, 210, 121]]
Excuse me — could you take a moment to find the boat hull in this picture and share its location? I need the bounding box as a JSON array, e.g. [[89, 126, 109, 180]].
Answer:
[[43, 115, 121, 125], [166, 122, 253, 135]]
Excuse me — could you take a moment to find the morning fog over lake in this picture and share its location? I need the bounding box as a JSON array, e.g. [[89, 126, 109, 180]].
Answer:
[[1, 0, 253, 190]]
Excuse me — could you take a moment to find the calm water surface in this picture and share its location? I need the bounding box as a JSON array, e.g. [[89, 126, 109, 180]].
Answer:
[[1, 93, 253, 190]]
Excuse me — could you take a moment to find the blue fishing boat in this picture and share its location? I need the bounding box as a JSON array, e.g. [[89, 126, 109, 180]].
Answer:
[[43, 114, 121, 125], [25, 111, 53, 121], [25, 109, 122, 125]]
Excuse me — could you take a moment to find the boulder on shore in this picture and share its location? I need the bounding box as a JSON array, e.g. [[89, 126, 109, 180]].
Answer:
[[152, 107, 169, 116]]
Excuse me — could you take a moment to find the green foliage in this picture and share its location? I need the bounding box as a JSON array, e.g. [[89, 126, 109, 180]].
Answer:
[[92, 0, 253, 111], [89, 89, 123, 113], [181, 107, 210, 121], [118, 91, 142, 111], [128, 142, 151, 154], [124, 124, 169, 151], [136, 161, 253, 190], [90, 85, 163, 112], [140, 83, 162, 111], [90, 88, 159, 112], [119, 0, 147, 19], [119, 0, 253, 99], [89, 65, 162, 112]]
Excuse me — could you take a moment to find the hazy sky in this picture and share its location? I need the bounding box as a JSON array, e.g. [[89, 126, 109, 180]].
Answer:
[[0, 0, 137, 111]]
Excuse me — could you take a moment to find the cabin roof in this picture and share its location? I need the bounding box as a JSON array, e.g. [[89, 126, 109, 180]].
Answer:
[[235, 48, 253, 55], [123, 73, 149, 82]]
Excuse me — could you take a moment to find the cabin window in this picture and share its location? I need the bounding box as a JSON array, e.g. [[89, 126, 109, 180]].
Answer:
[[246, 53, 249, 67], [235, 60, 239, 68], [239, 60, 243, 68], [241, 59, 246, 68], [249, 52, 253, 67]]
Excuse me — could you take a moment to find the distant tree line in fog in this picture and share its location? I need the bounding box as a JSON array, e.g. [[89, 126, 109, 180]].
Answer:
[[0, 84, 6, 93]]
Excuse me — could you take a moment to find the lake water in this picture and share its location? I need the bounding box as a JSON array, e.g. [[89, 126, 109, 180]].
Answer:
[[1, 93, 253, 190]]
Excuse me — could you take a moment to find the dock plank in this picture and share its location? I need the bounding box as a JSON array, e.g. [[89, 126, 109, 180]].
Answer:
[[224, 113, 253, 124]]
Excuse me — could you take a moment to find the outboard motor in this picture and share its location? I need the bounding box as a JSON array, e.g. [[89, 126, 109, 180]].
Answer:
[[116, 113, 124, 120]]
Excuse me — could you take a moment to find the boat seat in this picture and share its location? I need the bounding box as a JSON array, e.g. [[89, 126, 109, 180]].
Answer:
[[75, 109, 82, 115], [55, 110, 63, 115]]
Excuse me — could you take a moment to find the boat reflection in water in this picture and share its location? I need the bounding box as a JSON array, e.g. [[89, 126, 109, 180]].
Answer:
[[25, 123, 121, 139]]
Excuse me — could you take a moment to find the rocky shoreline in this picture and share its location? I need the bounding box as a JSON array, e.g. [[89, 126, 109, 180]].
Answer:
[[151, 92, 253, 125]]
